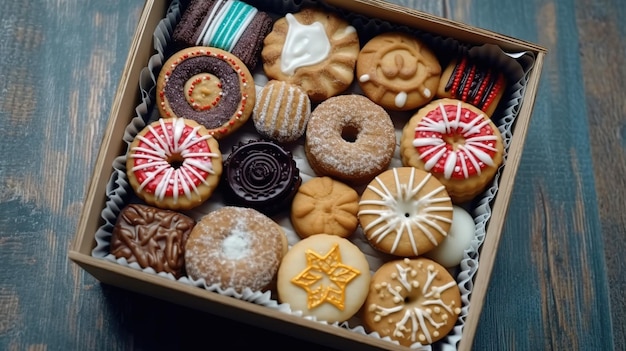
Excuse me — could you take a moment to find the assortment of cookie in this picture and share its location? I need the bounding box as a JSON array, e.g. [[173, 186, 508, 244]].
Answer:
[[97, 0, 522, 348]]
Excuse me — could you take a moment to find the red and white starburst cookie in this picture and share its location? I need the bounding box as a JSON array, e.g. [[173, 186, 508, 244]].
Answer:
[[400, 98, 504, 203], [276, 234, 370, 323]]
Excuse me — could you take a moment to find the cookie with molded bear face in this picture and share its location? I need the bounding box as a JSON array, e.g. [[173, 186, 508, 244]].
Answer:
[[356, 32, 441, 111]]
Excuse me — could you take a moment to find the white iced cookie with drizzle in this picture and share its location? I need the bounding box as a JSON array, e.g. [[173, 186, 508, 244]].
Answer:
[[356, 32, 441, 111], [400, 98, 504, 203], [363, 257, 462, 347], [126, 117, 222, 211], [261, 7, 360, 102], [359, 167, 454, 257]]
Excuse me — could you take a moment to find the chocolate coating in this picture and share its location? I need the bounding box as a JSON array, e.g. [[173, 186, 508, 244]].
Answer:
[[110, 204, 195, 278], [222, 140, 301, 215], [164, 55, 240, 129]]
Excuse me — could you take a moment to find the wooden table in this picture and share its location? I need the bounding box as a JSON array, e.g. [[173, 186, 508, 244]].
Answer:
[[1, 0, 623, 349]]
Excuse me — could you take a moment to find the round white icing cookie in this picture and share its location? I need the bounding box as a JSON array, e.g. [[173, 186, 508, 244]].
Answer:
[[276, 234, 370, 323], [425, 205, 475, 268]]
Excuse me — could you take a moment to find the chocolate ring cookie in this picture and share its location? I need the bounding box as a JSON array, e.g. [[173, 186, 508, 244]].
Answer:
[[156, 46, 255, 139], [356, 32, 441, 111]]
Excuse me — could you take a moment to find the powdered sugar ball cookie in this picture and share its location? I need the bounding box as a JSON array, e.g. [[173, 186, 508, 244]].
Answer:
[[185, 206, 288, 292]]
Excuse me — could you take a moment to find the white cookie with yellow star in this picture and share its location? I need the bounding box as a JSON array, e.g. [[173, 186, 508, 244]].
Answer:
[[277, 234, 371, 323]]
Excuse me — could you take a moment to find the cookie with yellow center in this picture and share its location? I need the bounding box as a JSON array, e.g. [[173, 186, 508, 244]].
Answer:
[[276, 234, 370, 323]]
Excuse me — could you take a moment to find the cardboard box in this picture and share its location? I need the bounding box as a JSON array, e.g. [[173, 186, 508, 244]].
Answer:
[[69, 0, 546, 349]]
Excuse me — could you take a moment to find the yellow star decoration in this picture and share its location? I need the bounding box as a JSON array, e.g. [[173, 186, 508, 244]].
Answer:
[[290, 243, 361, 311]]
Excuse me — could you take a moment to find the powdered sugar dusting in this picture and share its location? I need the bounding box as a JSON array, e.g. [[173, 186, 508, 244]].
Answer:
[[185, 207, 285, 292], [305, 95, 396, 181]]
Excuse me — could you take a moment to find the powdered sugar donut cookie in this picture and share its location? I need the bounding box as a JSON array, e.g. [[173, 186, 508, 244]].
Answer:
[[363, 257, 462, 346], [261, 7, 360, 102], [356, 32, 441, 111], [400, 98, 504, 203], [304, 94, 396, 184], [277, 234, 370, 323]]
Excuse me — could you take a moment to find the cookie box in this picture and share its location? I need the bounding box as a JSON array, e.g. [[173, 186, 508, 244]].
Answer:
[[68, 0, 546, 350]]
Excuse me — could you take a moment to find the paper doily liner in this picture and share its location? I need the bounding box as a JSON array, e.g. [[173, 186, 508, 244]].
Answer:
[[91, 1, 537, 349]]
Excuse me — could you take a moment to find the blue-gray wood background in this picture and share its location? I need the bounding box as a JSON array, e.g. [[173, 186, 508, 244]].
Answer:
[[1, 0, 623, 349]]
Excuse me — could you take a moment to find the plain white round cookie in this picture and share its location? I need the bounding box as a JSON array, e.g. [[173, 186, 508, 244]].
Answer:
[[425, 205, 476, 268]]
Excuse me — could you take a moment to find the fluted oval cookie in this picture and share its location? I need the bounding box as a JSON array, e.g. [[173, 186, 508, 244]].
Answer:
[[253, 80, 311, 143], [290, 176, 359, 238], [261, 7, 360, 103], [356, 32, 441, 111]]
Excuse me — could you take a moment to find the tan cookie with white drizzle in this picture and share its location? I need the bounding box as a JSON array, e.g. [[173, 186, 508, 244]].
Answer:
[[363, 257, 462, 346], [358, 167, 454, 257]]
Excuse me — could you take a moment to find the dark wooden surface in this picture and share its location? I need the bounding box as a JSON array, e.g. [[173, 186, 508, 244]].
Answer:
[[1, 0, 623, 350]]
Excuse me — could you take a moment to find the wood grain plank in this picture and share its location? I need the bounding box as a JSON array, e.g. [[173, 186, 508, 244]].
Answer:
[[575, 0, 626, 349], [446, 0, 615, 349], [0, 0, 144, 350]]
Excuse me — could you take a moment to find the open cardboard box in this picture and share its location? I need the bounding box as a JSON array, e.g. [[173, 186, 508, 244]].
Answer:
[[68, 0, 546, 349]]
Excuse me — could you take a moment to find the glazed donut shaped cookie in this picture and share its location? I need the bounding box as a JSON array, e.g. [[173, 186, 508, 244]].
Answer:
[[290, 176, 359, 239], [261, 7, 360, 102], [126, 117, 223, 211], [305, 94, 396, 184], [185, 206, 288, 292], [359, 167, 454, 257], [356, 32, 441, 111], [400, 98, 504, 203], [156, 47, 255, 139], [277, 234, 370, 323], [363, 257, 462, 346]]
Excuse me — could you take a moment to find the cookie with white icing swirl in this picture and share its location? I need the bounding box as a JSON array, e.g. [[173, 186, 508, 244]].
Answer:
[[261, 7, 360, 103]]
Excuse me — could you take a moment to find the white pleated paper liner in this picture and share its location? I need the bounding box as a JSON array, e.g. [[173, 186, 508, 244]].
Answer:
[[91, 0, 537, 349]]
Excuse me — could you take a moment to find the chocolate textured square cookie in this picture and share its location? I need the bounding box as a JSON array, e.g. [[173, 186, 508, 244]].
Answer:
[[110, 204, 195, 278]]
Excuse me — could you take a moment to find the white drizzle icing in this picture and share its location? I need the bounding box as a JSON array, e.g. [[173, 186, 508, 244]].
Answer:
[[255, 81, 310, 140], [372, 259, 459, 344], [130, 118, 218, 203], [280, 13, 331, 75], [412, 101, 498, 180], [358, 168, 453, 255]]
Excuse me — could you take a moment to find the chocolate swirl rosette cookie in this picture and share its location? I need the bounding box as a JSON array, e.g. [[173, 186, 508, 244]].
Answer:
[[221, 139, 301, 215]]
